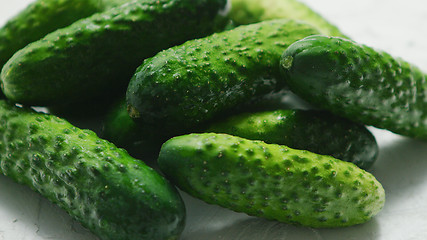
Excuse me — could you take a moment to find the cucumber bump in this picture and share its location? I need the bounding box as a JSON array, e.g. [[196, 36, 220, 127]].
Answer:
[[158, 133, 385, 228], [207, 109, 378, 169], [281, 35, 427, 139], [0, 100, 185, 240], [126, 19, 320, 136], [1, 0, 228, 106]]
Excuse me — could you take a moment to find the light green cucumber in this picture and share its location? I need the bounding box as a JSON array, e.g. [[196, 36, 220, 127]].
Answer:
[[0, 100, 185, 240], [126, 19, 320, 137], [1, 0, 228, 106], [0, 0, 131, 68], [207, 109, 378, 169], [228, 0, 347, 37], [158, 133, 385, 228], [281, 35, 427, 139]]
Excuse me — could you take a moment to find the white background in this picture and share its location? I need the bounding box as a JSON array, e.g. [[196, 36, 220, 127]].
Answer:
[[1, 0, 427, 239]]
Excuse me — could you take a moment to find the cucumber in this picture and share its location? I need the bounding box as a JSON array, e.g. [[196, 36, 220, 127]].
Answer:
[[228, 0, 347, 38], [281, 35, 427, 139], [1, 0, 228, 106], [158, 133, 385, 228], [101, 98, 165, 157], [0, 100, 185, 240], [207, 109, 378, 169], [0, 0, 131, 68], [126, 19, 320, 136]]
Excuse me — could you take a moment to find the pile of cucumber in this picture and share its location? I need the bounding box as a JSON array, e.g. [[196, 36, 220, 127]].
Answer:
[[0, 0, 424, 239]]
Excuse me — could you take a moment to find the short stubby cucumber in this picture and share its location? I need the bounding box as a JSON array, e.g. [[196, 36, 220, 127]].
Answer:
[[207, 109, 378, 169], [126, 19, 320, 136], [281, 35, 427, 139], [0, 0, 131, 68], [228, 0, 347, 38], [1, 0, 228, 106], [158, 133, 385, 228], [0, 100, 185, 240]]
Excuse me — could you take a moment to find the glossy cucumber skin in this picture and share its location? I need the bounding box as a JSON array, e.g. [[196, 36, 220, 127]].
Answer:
[[126, 19, 320, 136], [158, 133, 385, 228], [101, 98, 165, 157], [281, 35, 427, 139], [228, 0, 347, 38], [1, 0, 228, 106], [207, 109, 378, 169], [0, 0, 132, 68], [0, 100, 185, 240]]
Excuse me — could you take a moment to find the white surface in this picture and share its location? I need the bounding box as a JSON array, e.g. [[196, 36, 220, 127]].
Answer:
[[1, 0, 427, 240]]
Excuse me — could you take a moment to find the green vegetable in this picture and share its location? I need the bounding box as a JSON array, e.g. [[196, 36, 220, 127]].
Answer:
[[0, 100, 185, 240], [126, 19, 320, 137], [207, 109, 378, 169], [101, 98, 164, 157], [228, 0, 347, 38], [281, 35, 427, 139], [1, 0, 228, 106], [158, 133, 385, 228], [0, 0, 120, 67]]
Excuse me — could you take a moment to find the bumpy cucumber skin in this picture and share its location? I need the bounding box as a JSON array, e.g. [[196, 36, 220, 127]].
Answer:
[[228, 0, 347, 38], [126, 19, 320, 136], [1, 0, 228, 106], [0, 100, 185, 240], [207, 109, 378, 169], [0, 0, 128, 68], [281, 35, 427, 139], [158, 133, 385, 228]]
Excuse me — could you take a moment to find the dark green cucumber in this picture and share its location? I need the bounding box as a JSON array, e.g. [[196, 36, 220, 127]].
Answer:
[[101, 98, 165, 157], [1, 0, 228, 106], [228, 0, 347, 38], [0, 100, 185, 240], [207, 109, 378, 169], [0, 0, 131, 68], [126, 19, 320, 136], [281, 35, 427, 139], [158, 133, 385, 228], [102, 98, 139, 147]]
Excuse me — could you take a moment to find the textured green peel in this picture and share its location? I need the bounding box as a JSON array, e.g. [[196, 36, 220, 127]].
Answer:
[[1, 0, 228, 106], [158, 133, 385, 228], [281, 35, 427, 139], [207, 109, 378, 169], [0, 100, 185, 240], [0, 0, 131, 68], [126, 19, 320, 136], [228, 0, 347, 38]]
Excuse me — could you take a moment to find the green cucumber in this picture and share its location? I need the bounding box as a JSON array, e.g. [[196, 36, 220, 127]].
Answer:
[[207, 109, 378, 169], [281, 35, 427, 139], [101, 98, 165, 157], [0, 0, 131, 68], [0, 100, 185, 240], [1, 0, 228, 106], [228, 0, 347, 38], [158, 133, 385, 228], [126, 19, 320, 136]]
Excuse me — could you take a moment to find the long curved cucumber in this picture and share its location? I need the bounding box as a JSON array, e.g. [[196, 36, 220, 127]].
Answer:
[[228, 0, 347, 38], [158, 133, 385, 228], [1, 0, 228, 106], [281, 35, 427, 139], [126, 19, 320, 136], [0, 0, 131, 68], [0, 100, 185, 240], [207, 109, 378, 169]]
